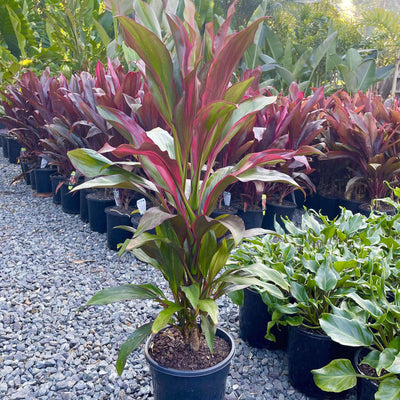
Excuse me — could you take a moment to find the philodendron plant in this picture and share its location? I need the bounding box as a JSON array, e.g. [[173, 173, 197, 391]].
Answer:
[[312, 289, 400, 399], [230, 208, 376, 341], [68, 0, 299, 374], [311, 196, 400, 398]]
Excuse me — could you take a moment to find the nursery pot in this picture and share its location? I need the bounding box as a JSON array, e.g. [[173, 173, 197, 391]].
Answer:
[[239, 288, 287, 350], [105, 206, 133, 251], [79, 189, 93, 223], [6, 137, 21, 164], [355, 348, 379, 400], [237, 209, 263, 230], [30, 169, 37, 191], [34, 168, 54, 194], [87, 193, 115, 233], [20, 160, 33, 185], [262, 200, 297, 231], [359, 202, 396, 217], [287, 325, 353, 398], [1, 135, 9, 158], [144, 327, 235, 400], [60, 183, 80, 214], [317, 193, 340, 220], [51, 175, 64, 205], [338, 198, 363, 214], [210, 206, 238, 219]]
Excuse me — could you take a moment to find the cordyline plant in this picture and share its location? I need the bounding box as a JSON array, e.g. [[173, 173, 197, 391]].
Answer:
[[68, 0, 299, 374], [323, 91, 400, 201], [0, 68, 64, 164], [237, 82, 325, 207]]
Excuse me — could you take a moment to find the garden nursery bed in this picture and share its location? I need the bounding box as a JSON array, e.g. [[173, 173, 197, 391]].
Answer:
[[0, 151, 357, 400]]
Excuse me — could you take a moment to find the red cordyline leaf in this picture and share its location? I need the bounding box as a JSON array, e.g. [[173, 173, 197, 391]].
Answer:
[[167, 14, 194, 75], [95, 61, 109, 95], [107, 58, 121, 93], [112, 143, 183, 203], [98, 106, 150, 146], [213, 0, 237, 54], [202, 17, 266, 105]]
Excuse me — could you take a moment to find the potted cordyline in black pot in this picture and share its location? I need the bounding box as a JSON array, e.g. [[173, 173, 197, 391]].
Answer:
[[68, 1, 297, 399]]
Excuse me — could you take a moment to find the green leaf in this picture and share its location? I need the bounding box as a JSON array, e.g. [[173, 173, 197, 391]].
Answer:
[[181, 284, 200, 309], [320, 314, 374, 347], [228, 290, 244, 306], [315, 262, 338, 291], [198, 299, 219, 323], [264, 25, 283, 60], [312, 359, 357, 393], [376, 376, 400, 400], [152, 304, 183, 333], [134, 0, 162, 39], [208, 239, 229, 283], [200, 314, 216, 353], [86, 283, 164, 307], [346, 292, 383, 318], [290, 281, 309, 303], [116, 322, 153, 375]]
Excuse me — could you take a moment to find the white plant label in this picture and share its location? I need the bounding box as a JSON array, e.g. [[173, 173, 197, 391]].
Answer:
[[40, 158, 48, 168], [137, 198, 146, 215], [223, 191, 231, 207], [113, 189, 121, 207]]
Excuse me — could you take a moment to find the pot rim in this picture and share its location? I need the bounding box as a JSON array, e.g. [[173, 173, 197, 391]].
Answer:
[[290, 325, 332, 341], [144, 326, 235, 378]]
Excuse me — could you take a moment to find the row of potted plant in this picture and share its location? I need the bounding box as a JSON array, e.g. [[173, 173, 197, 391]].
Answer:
[[2, 50, 400, 230], [230, 197, 400, 399]]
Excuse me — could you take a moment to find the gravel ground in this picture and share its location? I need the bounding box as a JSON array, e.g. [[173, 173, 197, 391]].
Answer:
[[0, 150, 356, 400]]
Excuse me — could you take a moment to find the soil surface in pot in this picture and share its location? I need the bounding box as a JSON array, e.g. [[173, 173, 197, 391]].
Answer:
[[149, 327, 230, 371]]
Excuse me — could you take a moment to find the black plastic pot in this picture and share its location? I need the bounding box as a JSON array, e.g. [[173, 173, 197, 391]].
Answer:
[[79, 189, 93, 223], [105, 206, 133, 250], [355, 348, 379, 400], [34, 168, 54, 193], [60, 183, 80, 214], [6, 137, 21, 164], [317, 193, 340, 220], [20, 161, 33, 185], [262, 201, 297, 231], [30, 169, 37, 191], [210, 206, 238, 219], [237, 209, 263, 229], [288, 325, 353, 398], [87, 193, 115, 233], [239, 288, 287, 349], [338, 198, 363, 214], [51, 175, 64, 205], [359, 202, 396, 217], [1, 135, 9, 158], [144, 327, 235, 400]]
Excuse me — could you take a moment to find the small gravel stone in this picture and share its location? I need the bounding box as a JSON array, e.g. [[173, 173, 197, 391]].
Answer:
[[0, 152, 356, 399]]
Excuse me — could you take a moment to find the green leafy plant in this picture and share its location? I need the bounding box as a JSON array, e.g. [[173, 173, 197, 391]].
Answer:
[[312, 288, 400, 398], [232, 209, 376, 338], [68, 0, 300, 374]]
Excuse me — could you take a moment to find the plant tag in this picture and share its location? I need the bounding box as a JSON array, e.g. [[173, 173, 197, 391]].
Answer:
[[40, 157, 48, 168], [253, 127, 266, 140], [137, 198, 146, 215], [113, 189, 121, 207], [262, 194, 267, 215], [223, 191, 231, 207]]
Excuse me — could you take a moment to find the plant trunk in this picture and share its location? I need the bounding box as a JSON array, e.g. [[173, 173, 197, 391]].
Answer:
[[189, 325, 201, 352]]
